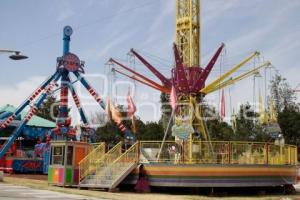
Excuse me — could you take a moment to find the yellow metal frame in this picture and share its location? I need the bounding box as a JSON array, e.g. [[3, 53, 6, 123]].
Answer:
[[139, 140, 297, 165], [107, 142, 139, 188], [78, 142, 105, 181], [176, 0, 200, 67], [80, 142, 139, 188], [96, 141, 123, 166], [190, 96, 209, 140], [201, 51, 260, 94], [203, 61, 271, 94]]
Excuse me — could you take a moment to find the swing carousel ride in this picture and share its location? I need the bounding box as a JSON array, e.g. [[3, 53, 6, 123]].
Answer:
[[0, 0, 298, 192], [93, 0, 298, 190]]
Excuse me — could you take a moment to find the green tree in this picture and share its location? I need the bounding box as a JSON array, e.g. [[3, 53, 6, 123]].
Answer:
[[234, 103, 267, 141], [138, 121, 164, 140], [35, 95, 59, 122], [207, 119, 234, 141], [200, 104, 234, 141], [93, 102, 165, 145], [270, 74, 296, 112], [270, 74, 299, 145], [278, 107, 300, 145], [95, 121, 123, 147]]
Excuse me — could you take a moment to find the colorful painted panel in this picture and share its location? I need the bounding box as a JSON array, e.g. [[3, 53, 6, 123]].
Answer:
[[12, 159, 43, 173], [123, 164, 298, 187], [65, 167, 73, 185], [75, 147, 85, 167], [48, 166, 78, 186], [0, 157, 13, 173], [58, 167, 64, 184], [48, 167, 53, 183], [53, 168, 59, 183], [48, 166, 64, 185], [73, 168, 79, 185]]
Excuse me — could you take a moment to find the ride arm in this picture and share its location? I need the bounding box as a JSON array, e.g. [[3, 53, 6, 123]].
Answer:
[[201, 51, 260, 94], [109, 58, 167, 90], [0, 74, 61, 159], [192, 43, 225, 91], [73, 71, 136, 142], [0, 71, 60, 130], [66, 75, 88, 124], [112, 68, 171, 93], [203, 61, 271, 94], [73, 71, 105, 110], [173, 43, 189, 91], [130, 49, 172, 87]]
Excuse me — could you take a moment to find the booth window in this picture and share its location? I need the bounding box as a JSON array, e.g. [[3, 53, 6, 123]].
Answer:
[[52, 146, 65, 165], [67, 146, 73, 165]]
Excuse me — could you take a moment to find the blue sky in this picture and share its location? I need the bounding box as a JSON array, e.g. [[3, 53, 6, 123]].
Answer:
[[0, 0, 300, 123]]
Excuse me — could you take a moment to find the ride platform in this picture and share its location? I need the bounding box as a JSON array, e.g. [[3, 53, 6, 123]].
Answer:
[[78, 140, 298, 189]]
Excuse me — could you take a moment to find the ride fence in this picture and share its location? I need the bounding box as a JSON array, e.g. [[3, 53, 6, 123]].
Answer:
[[139, 140, 297, 165]]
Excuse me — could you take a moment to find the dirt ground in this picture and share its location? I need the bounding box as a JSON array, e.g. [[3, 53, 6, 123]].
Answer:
[[5, 173, 47, 180], [2, 174, 300, 200]]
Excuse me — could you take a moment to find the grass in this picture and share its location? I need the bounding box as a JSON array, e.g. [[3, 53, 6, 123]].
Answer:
[[3, 176, 300, 200]]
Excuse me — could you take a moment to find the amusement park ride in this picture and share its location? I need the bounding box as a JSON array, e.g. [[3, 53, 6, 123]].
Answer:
[[0, 26, 135, 176], [0, 0, 298, 192]]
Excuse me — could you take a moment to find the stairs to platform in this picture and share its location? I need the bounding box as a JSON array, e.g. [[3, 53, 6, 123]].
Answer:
[[79, 142, 139, 189], [78, 142, 106, 183]]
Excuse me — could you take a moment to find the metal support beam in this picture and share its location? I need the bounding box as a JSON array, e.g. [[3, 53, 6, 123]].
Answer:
[[192, 43, 225, 91], [201, 51, 260, 94], [176, 0, 200, 67], [0, 74, 61, 159], [112, 68, 170, 93], [67, 75, 89, 124], [73, 71, 105, 110], [0, 71, 59, 130], [130, 49, 172, 87], [110, 58, 166, 90], [203, 61, 271, 94]]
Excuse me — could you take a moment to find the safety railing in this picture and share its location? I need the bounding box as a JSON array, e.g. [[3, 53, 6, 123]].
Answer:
[[113, 142, 139, 164], [185, 141, 230, 164], [79, 141, 122, 184], [85, 142, 138, 188], [92, 141, 123, 180], [139, 140, 298, 165], [79, 142, 105, 182], [89, 142, 105, 151], [104, 142, 139, 188], [140, 141, 179, 163], [231, 142, 266, 164]]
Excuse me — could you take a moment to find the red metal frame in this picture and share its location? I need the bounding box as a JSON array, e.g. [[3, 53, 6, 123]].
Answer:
[[111, 43, 224, 95], [130, 49, 172, 87]]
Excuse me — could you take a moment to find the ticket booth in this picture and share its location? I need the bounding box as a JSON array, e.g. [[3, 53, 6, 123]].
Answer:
[[48, 141, 91, 186]]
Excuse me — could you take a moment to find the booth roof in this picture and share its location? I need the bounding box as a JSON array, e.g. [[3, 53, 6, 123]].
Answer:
[[0, 104, 56, 128]]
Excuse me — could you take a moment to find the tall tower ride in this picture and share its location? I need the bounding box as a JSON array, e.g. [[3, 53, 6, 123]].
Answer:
[[176, 0, 200, 67]]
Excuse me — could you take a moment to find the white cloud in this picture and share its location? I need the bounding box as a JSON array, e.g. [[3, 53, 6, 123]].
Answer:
[[0, 76, 47, 107]]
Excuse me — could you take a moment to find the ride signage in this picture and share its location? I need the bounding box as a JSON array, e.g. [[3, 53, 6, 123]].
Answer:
[[61, 53, 81, 72]]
